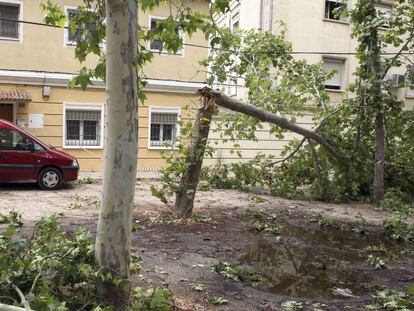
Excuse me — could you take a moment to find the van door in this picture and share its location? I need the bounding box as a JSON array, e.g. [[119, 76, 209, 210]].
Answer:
[[0, 128, 37, 182]]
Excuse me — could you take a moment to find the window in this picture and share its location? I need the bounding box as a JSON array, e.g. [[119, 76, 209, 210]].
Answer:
[[231, 13, 240, 32], [0, 129, 32, 151], [407, 66, 414, 97], [0, 2, 20, 40], [227, 77, 238, 97], [407, 87, 414, 98], [64, 106, 103, 147], [65, 7, 97, 46], [325, 0, 347, 21], [323, 58, 345, 90], [149, 108, 179, 148], [375, 4, 392, 28], [66, 8, 81, 43], [149, 17, 184, 55]]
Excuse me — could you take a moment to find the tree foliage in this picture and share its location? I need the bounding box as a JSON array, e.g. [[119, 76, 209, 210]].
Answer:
[[201, 0, 414, 203]]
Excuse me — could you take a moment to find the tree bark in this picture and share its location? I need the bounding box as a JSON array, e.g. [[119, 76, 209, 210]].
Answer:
[[368, 0, 385, 203], [175, 98, 215, 218], [373, 111, 385, 202], [197, 87, 343, 162], [95, 0, 138, 308]]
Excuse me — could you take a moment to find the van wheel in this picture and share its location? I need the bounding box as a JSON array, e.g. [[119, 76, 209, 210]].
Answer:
[[38, 167, 63, 190]]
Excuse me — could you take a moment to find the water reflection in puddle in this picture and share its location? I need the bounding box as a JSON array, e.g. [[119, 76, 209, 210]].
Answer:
[[239, 222, 413, 299]]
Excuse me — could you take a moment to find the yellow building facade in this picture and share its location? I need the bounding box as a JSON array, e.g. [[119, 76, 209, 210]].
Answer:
[[0, 0, 208, 171]]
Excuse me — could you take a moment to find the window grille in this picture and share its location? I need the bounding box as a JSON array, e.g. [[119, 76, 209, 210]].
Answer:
[[65, 110, 101, 147], [150, 112, 178, 147], [0, 4, 19, 39]]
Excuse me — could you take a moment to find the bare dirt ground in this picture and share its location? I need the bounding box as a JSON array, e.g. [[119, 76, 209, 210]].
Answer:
[[1, 179, 413, 311]]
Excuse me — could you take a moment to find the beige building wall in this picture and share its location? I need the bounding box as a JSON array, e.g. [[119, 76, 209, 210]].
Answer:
[[207, 0, 414, 166], [0, 82, 201, 171], [0, 0, 209, 172], [0, 0, 208, 82]]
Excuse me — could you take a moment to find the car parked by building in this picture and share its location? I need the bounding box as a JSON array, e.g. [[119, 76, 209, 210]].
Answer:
[[0, 119, 79, 189]]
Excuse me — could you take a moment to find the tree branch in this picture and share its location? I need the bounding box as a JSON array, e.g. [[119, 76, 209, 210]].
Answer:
[[381, 28, 414, 80], [265, 137, 306, 167], [0, 304, 30, 311], [197, 87, 344, 163]]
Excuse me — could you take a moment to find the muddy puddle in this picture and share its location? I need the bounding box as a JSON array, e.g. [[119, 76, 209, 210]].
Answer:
[[239, 221, 414, 299]]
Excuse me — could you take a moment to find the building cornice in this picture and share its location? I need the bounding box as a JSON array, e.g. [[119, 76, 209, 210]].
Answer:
[[0, 70, 205, 94]]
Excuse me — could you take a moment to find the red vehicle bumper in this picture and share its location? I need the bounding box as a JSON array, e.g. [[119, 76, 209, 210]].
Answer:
[[61, 167, 79, 182]]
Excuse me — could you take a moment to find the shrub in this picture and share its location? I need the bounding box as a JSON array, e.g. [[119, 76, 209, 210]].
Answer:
[[383, 215, 413, 241], [380, 188, 413, 214], [0, 215, 172, 311]]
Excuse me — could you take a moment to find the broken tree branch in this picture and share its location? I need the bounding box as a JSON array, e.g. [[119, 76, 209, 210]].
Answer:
[[197, 87, 344, 162], [265, 137, 306, 167], [0, 304, 30, 311]]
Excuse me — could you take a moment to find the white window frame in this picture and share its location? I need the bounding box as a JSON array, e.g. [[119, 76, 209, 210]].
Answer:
[[62, 103, 104, 149], [375, 3, 392, 28], [148, 15, 185, 57], [0, 0, 23, 43], [64, 5, 104, 48], [324, 0, 348, 22], [148, 106, 180, 150], [323, 57, 346, 91], [227, 76, 238, 97], [230, 12, 240, 32], [407, 87, 414, 98], [64, 5, 79, 47]]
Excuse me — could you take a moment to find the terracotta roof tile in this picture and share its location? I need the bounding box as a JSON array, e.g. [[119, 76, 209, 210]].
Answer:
[[0, 90, 32, 102]]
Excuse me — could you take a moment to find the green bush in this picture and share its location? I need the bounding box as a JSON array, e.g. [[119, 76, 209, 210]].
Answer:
[[380, 188, 413, 214], [383, 215, 413, 241], [0, 215, 172, 311]]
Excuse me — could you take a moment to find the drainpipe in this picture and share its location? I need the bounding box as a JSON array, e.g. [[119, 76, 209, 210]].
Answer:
[[259, 0, 263, 30]]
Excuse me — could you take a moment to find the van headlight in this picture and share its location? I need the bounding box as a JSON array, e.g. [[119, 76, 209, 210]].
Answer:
[[72, 159, 79, 167]]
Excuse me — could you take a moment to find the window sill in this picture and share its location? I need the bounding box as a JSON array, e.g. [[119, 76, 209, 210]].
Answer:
[[322, 18, 350, 25], [325, 88, 345, 93], [150, 49, 184, 57], [0, 37, 21, 42], [63, 146, 103, 150], [148, 146, 178, 150]]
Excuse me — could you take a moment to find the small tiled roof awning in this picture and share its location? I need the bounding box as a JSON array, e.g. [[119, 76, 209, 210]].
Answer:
[[0, 90, 32, 102]]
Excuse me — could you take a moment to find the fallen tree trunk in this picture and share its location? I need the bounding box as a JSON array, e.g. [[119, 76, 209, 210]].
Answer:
[[197, 87, 343, 162], [175, 97, 215, 218]]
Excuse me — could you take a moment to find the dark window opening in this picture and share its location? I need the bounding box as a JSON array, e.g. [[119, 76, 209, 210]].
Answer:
[[0, 4, 19, 39], [325, 0, 346, 21]]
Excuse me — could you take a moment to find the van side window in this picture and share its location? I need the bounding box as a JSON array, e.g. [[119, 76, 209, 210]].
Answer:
[[0, 129, 32, 151]]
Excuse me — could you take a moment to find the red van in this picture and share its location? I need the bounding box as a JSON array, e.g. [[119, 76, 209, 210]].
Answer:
[[0, 119, 79, 189]]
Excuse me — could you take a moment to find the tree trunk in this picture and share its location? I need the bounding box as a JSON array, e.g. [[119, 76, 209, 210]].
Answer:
[[175, 98, 215, 218], [373, 111, 385, 202], [95, 0, 138, 308], [198, 87, 343, 162]]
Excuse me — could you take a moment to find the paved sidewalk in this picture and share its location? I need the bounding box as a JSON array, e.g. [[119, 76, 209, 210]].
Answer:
[[78, 170, 161, 180]]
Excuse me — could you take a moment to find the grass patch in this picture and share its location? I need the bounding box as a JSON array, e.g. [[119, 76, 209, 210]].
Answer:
[[243, 209, 280, 235]]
